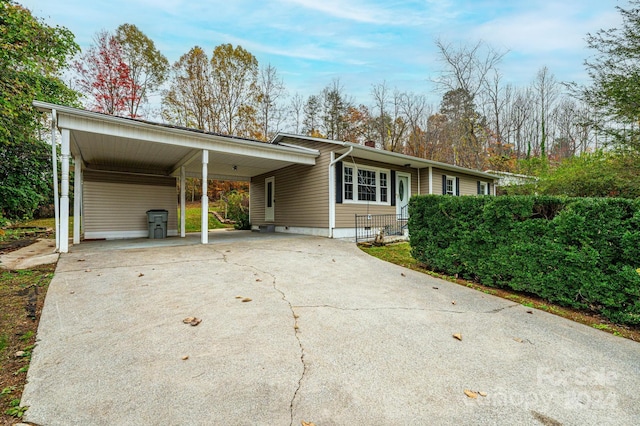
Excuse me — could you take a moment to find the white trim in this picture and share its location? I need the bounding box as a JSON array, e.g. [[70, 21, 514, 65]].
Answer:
[[60, 129, 70, 253], [445, 175, 456, 196], [180, 166, 186, 237], [274, 226, 329, 237], [329, 147, 353, 238], [84, 230, 179, 240], [429, 166, 433, 195], [51, 110, 60, 251], [479, 181, 489, 195], [73, 155, 82, 244], [342, 163, 391, 206], [201, 150, 209, 244]]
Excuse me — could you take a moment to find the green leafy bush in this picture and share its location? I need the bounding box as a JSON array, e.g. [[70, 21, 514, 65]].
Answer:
[[227, 191, 250, 230], [409, 195, 640, 325]]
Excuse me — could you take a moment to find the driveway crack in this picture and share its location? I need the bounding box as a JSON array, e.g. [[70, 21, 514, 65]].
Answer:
[[294, 304, 466, 314], [482, 303, 520, 314], [269, 274, 306, 426]]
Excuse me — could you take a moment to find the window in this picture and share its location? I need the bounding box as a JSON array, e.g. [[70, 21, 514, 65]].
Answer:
[[478, 181, 488, 195], [445, 176, 455, 195], [343, 165, 390, 204]]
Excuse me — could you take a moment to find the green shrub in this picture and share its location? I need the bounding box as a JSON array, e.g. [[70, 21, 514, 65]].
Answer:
[[408, 195, 640, 325], [227, 192, 250, 230]]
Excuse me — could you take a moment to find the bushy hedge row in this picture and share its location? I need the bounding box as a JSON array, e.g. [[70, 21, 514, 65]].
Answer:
[[408, 195, 640, 325]]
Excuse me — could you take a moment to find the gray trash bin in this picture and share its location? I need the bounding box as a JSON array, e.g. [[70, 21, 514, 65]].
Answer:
[[146, 209, 168, 239]]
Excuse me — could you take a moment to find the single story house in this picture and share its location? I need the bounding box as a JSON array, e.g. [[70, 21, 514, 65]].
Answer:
[[34, 101, 497, 252]]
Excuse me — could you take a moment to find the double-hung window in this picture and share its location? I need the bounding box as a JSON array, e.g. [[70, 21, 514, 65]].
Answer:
[[343, 165, 390, 204], [445, 176, 456, 195]]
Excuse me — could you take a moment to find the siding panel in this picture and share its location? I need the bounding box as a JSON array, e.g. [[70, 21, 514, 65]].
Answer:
[[83, 171, 177, 239]]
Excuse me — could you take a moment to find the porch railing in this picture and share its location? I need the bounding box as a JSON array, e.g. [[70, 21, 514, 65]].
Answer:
[[355, 205, 409, 243]]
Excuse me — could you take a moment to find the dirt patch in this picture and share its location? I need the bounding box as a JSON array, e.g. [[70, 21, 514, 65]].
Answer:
[[0, 264, 54, 424]]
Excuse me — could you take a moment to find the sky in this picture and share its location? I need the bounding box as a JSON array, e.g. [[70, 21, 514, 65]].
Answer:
[[21, 0, 629, 109]]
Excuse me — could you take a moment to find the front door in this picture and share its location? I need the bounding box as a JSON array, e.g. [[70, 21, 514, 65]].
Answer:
[[265, 176, 275, 222], [396, 173, 410, 217]]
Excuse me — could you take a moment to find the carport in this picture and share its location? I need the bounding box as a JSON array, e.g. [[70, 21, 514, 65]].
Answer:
[[34, 101, 319, 253]]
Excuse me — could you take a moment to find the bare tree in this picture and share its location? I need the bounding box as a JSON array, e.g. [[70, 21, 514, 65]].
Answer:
[[257, 63, 286, 140], [289, 92, 304, 134], [532, 66, 559, 159]]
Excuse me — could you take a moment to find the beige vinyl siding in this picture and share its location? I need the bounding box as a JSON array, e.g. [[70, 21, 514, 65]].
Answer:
[[83, 170, 177, 238], [251, 139, 333, 228], [419, 167, 431, 194], [432, 168, 491, 196], [335, 159, 417, 229]]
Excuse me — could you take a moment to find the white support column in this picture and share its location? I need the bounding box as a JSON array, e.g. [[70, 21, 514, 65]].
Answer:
[[51, 111, 60, 251], [59, 129, 70, 253], [201, 150, 209, 244], [180, 166, 186, 237], [429, 166, 433, 195], [73, 155, 82, 245]]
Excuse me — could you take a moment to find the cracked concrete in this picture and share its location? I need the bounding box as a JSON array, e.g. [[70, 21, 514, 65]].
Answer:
[[21, 232, 640, 426]]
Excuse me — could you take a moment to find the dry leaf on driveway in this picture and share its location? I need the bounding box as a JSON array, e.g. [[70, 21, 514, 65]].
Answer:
[[453, 333, 462, 341], [464, 389, 478, 398]]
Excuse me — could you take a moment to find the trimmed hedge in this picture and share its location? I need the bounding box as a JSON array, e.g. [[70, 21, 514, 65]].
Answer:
[[408, 195, 640, 325]]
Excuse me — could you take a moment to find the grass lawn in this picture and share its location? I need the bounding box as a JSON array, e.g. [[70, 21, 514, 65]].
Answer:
[[182, 203, 232, 233], [360, 241, 640, 342]]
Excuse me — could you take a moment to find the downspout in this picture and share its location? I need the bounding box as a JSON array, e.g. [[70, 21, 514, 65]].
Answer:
[[328, 146, 353, 238], [51, 109, 60, 251]]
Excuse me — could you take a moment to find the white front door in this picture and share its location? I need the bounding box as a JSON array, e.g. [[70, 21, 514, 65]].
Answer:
[[265, 176, 275, 222], [396, 173, 410, 217]]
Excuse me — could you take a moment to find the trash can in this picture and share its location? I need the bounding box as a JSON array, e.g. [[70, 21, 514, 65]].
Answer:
[[146, 209, 168, 239]]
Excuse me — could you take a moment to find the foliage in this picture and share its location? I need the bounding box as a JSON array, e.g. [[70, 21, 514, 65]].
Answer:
[[226, 191, 250, 230], [162, 44, 260, 138], [502, 151, 640, 199], [409, 195, 640, 325], [74, 30, 138, 116], [0, 0, 79, 219], [577, 0, 640, 151], [115, 24, 169, 118]]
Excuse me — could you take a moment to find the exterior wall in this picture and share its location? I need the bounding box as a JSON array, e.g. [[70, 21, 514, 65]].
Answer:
[[335, 157, 416, 229], [83, 170, 177, 239], [431, 168, 493, 196], [250, 138, 333, 229], [418, 167, 432, 194]]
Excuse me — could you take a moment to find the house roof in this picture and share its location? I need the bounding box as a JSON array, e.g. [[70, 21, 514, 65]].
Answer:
[[271, 133, 499, 180], [33, 102, 319, 180]]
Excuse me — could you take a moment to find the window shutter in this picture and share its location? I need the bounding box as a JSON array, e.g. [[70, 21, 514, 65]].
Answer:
[[488, 183, 492, 195], [390, 170, 396, 206], [455, 177, 460, 196], [442, 175, 447, 195], [477, 181, 481, 195], [335, 161, 343, 204]]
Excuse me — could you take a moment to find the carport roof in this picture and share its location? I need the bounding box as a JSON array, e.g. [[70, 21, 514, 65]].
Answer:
[[34, 102, 319, 180]]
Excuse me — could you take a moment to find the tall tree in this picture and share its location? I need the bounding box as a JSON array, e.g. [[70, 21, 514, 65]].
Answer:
[[303, 94, 322, 136], [210, 43, 259, 137], [162, 46, 213, 130], [577, 0, 640, 151], [289, 92, 305, 134], [257, 63, 286, 140], [532, 66, 559, 159], [115, 23, 169, 118], [74, 30, 137, 116], [0, 0, 78, 218], [320, 78, 352, 140]]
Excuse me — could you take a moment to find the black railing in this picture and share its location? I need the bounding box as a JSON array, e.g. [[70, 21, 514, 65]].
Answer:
[[355, 205, 409, 243]]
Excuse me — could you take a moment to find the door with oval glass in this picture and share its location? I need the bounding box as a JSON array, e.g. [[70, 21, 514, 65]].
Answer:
[[396, 173, 410, 217]]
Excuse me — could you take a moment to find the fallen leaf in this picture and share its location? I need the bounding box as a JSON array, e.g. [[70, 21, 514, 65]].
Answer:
[[183, 316, 201, 326], [256, 278, 262, 282], [181, 355, 189, 360], [479, 391, 487, 397], [77, 259, 85, 262], [85, 269, 91, 272], [464, 389, 478, 399], [242, 298, 252, 303], [332, 259, 336, 262], [138, 273, 144, 277], [513, 337, 524, 343], [527, 310, 533, 314], [301, 421, 316, 426], [432, 286, 439, 290], [70, 291, 75, 294], [401, 272, 406, 277], [453, 333, 463, 341], [235, 296, 243, 299], [451, 300, 456, 305]]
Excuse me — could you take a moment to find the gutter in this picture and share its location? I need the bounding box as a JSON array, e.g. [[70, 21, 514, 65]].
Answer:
[[328, 145, 353, 238]]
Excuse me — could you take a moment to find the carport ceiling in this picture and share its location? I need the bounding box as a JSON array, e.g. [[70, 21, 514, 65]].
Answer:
[[35, 101, 318, 181]]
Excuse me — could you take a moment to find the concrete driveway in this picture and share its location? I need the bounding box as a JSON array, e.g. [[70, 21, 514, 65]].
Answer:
[[22, 232, 640, 425]]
